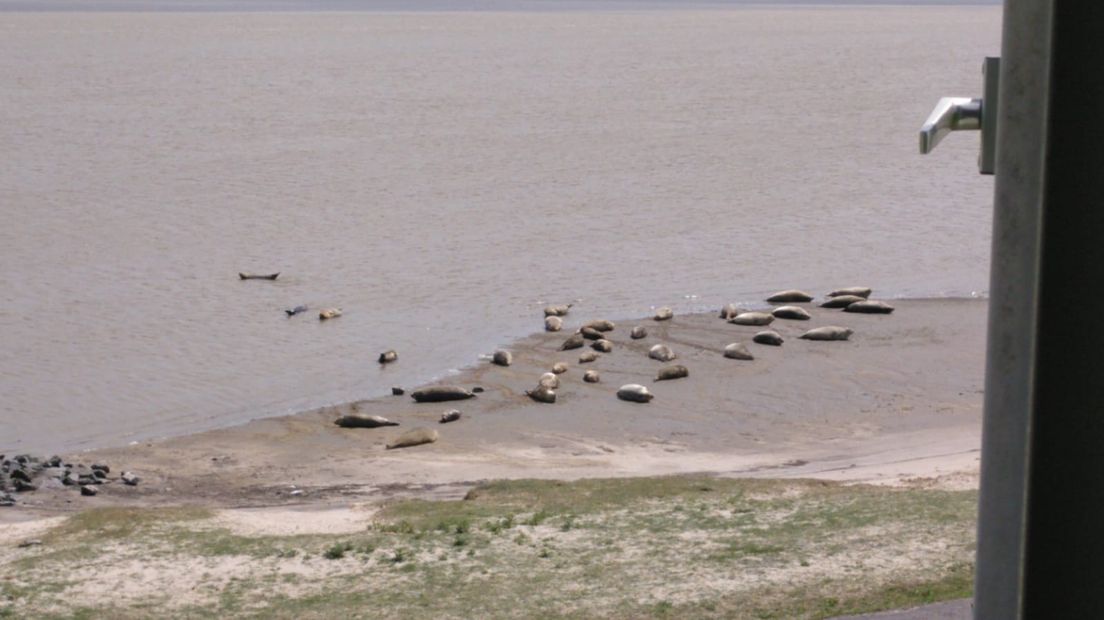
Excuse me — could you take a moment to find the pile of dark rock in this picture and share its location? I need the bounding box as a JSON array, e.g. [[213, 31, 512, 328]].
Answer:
[[0, 454, 139, 506]]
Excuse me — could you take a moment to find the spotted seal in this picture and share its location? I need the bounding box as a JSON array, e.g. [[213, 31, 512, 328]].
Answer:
[[844, 300, 895, 314], [560, 334, 585, 351], [617, 384, 654, 403], [551, 362, 569, 374], [545, 316, 564, 332], [771, 306, 811, 321], [827, 287, 872, 299], [799, 326, 854, 341], [723, 343, 754, 360], [766, 289, 814, 303], [592, 339, 613, 353], [729, 312, 774, 326], [386, 427, 439, 449], [319, 308, 342, 320], [411, 386, 475, 402], [582, 320, 615, 332], [719, 304, 742, 320], [285, 304, 308, 317], [753, 330, 783, 346], [492, 350, 513, 366], [820, 295, 865, 309], [648, 344, 676, 362], [579, 351, 599, 363], [654, 307, 673, 321], [583, 370, 600, 383], [379, 350, 398, 364], [334, 414, 398, 428], [579, 326, 604, 340], [526, 386, 557, 404], [655, 364, 689, 381], [544, 303, 573, 317], [539, 372, 560, 389], [439, 410, 462, 424], [631, 326, 648, 339]]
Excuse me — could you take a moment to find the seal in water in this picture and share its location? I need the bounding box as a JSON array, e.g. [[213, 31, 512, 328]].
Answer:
[[592, 339, 613, 353], [719, 303, 743, 320], [386, 428, 439, 450], [631, 326, 647, 339], [844, 300, 895, 314], [526, 386, 557, 403], [820, 295, 866, 309], [492, 350, 513, 366], [771, 306, 811, 321], [753, 330, 783, 346], [579, 351, 599, 363], [335, 414, 398, 428], [239, 272, 279, 280], [723, 343, 754, 360], [583, 370, 600, 383], [579, 326, 604, 340], [544, 303, 573, 317], [552, 362, 569, 374], [472, 386, 485, 393], [411, 386, 475, 402], [391, 386, 405, 396], [560, 334, 585, 351], [799, 326, 854, 341], [655, 364, 689, 381], [827, 287, 872, 299], [545, 316, 563, 332], [729, 312, 774, 326], [285, 305, 308, 317], [319, 308, 342, 320], [439, 410, 462, 424], [539, 372, 560, 389], [617, 384, 653, 403], [766, 289, 814, 303], [648, 344, 676, 362], [582, 319, 615, 332], [654, 307, 673, 321], [379, 350, 398, 364]]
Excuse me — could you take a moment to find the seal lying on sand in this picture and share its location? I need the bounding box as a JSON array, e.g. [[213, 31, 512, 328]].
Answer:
[[582, 320, 615, 332], [379, 350, 398, 364], [753, 330, 783, 346], [526, 386, 557, 403], [729, 312, 774, 326], [799, 326, 854, 341], [319, 308, 342, 320], [631, 326, 648, 339], [827, 287, 872, 299], [655, 364, 689, 381], [648, 344, 676, 362], [654, 307, 673, 321], [560, 334, 585, 351], [239, 272, 279, 280], [544, 304, 573, 317], [386, 428, 439, 449], [579, 327, 604, 340], [719, 303, 742, 320], [334, 414, 398, 428], [723, 343, 754, 360], [492, 350, 513, 366], [545, 316, 563, 332], [439, 410, 462, 424], [766, 289, 813, 303], [411, 386, 475, 402], [820, 295, 866, 309], [617, 384, 653, 403], [579, 351, 599, 363], [539, 372, 560, 389], [592, 339, 613, 353], [772, 306, 811, 320], [285, 305, 308, 317], [583, 370, 600, 383], [844, 300, 895, 314], [552, 362, 569, 374]]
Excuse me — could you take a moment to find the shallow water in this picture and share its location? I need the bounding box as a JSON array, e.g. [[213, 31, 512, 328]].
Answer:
[[0, 6, 1000, 454]]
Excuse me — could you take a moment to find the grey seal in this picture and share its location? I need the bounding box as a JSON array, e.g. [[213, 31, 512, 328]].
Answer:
[[544, 303, 573, 317], [844, 300, 895, 314], [579, 326, 604, 340], [582, 320, 615, 332], [617, 384, 654, 403], [285, 305, 308, 317], [379, 350, 398, 364], [439, 410, 462, 424], [583, 370, 600, 383], [799, 326, 854, 341], [411, 386, 475, 403], [820, 295, 866, 309], [771, 306, 811, 321], [560, 334, 585, 351], [654, 307, 673, 321], [729, 312, 774, 326], [492, 350, 513, 366], [526, 386, 557, 403], [753, 330, 783, 346], [648, 344, 676, 362], [655, 364, 689, 381], [827, 287, 872, 299], [723, 343, 754, 360], [631, 326, 648, 339], [545, 316, 563, 332], [551, 362, 569, 374], [335, 414, 398, 428], [579, 351, 599, 364], [319, 308, 342, 320], [539, 372, 560, 389], [592, 339, 613, 353], [386, 428, 439, 450], [766, 289, 814, 303]]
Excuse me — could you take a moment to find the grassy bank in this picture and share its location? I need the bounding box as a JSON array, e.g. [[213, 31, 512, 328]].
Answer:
[[1, 476, 976, 619]]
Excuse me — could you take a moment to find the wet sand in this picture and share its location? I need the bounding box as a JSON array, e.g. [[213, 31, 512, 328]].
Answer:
[[2, 298, 985, 519]]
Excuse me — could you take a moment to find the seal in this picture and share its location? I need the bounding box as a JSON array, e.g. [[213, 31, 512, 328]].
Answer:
[[391, 386, 405, 396], [579, 351, 599, 363], [654, 307, 673, 321], [655, 364, 689, 381], [592, 339, 613, 353], [844, 300, 895, 314], [545, 316, 563, 332], [526, 386, 557, 404], [719, 304, 742, 320], [334, 414, 398, 428], [472, 386, 485, 393], [827, 287, 872, 299], [319, 308, 342, 320], [583, 370, 600, 383], [492, 350, 513, 366], [582, 320, 615, 332], [631, 326, 648, 339], [723, 342, 754, 360], [411, 386, 475, 402], [239, 272, 279, 280], [285, 304, 308, 317], [539, 372, 560, 389], [579, 326, 604, 340], [617, 384, 654, 403], [771, 306, 811, 321], [552, 362, 569, 374], [386, 427, 439, 449], [379, 350, 398, 364], [820, 295, 865, 309], [766, 289, 814, 303], [560, 334, 585, 351], [728, 312, 774, 326], [544, 303, 573, 317], [799, 326, 854, 341], [649, 344, 676, 362], [439, 410, 462, 424], [753, 330, 783, 346]]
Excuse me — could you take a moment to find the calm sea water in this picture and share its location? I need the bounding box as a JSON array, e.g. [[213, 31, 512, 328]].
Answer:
[[1, 6, 1000, 454]]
